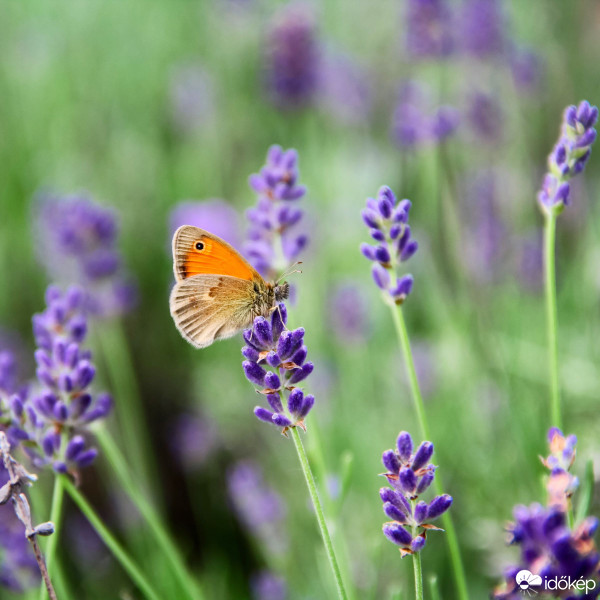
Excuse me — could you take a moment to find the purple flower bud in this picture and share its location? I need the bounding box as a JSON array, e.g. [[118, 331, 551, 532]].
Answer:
[[375, 246, 391, 264], [53, 461, 68, 474], [360, 243, 377, 261], [243, 361, 267, 386], [414, 501, 428, 524], [287, 362, 313, 384], [396, 431, 413, 462], [382, 522, 412, 547], [416, 470, 435, 494], [75, 361, 95, 389], [297, 394, 314, 419], [66, 436, 85, 461], [242, 346, 260, 362], [370, 229, 386, 242], [254, 407, 275, 423], [253, 317, 273, 347], [427, 494, 453, 519], [290, 345, 307, 366], [53, 401, 68, 421], [272, 413, 292, 427], [410, 536, 426, 553], [75, 449, 98, 468], [401, 240, 418, 262], [391, 275, 414, 300], [287, 388, 304, 415], [382, 450, 400, 474], [383, 502, 407, 523], [361, 209, 380, 229], [372, 264, 391, 290], [266, 352, 281, 368], [412, 442, 434, 471], [264, 371, 281, 391], [271, 304, 287, 340], [399, 467, 417, 494]]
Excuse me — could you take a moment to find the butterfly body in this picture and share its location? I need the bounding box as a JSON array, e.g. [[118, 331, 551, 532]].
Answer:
[[170, 225, 289, 348]]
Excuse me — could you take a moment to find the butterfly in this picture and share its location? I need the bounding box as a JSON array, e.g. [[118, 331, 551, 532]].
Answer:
[[169, 225, 290, 348]]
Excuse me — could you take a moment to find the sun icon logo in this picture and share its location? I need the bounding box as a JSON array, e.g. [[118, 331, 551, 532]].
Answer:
[[515, 570, 543, 595]]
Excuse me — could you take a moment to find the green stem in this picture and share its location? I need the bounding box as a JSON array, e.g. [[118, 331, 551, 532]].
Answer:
[[95, 427, 203, 600], [61, 475, 161, 600], [544, 211, 562, 429], [389, 305, 429, 440], [95, 319, 156, 493], [412, 553, 424, 600], [390, 304, 469, 600], [290, 427, 348, 600], [39, 478, 64, 600]]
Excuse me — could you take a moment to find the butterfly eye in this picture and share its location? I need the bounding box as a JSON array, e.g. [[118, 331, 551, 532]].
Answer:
[[195, 241, 205, 251]]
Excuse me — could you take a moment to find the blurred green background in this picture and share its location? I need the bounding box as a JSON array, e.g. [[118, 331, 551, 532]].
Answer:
[[1, 1, 600, 598]]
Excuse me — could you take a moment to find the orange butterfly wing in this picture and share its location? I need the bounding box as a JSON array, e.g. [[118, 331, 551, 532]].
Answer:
[[172, 225, 260, 282]]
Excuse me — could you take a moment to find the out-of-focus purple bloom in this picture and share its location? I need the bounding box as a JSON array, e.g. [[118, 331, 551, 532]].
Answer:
[[538, 100, 598, 214], [169, 199, 242, 249], [516, 233, 543, 292], [228, 461, 288, 556], [169, 412, 219, 471], [459, 0, 506, 59], [392, 81, 459, 148], [265, 4, 319, 109], [467, 92, 503, 143], [509, 47, 542, 93], [245, 145, 308, 279], [463, 171, 506, 282], [493, 429, 600, 598], [380, 431, 452, 557], [251, 570, 288, 600], [25, 286, 111, 473], [318, 49, 371, 125], [404, 0, 454, 59], [34, 192, 137, 317], [360, 186, 418, 304], [329, 283, 370, 345], [0, 467, 39, 592], [0, 350, 29, 449], [242, 304, 315, 431], [168, 63, 216, 134]]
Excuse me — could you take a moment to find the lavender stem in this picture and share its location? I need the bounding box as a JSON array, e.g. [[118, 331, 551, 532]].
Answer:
[[290, 427, 348, 600]]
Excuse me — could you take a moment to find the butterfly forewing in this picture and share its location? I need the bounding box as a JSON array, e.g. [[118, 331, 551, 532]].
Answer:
[[172, 225, 259, 282]]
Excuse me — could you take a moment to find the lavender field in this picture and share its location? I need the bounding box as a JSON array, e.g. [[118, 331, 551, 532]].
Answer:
[[1, 1, 599, 599]]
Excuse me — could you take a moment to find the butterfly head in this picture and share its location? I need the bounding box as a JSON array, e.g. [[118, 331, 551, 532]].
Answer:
[[274, 281, 290, 303]]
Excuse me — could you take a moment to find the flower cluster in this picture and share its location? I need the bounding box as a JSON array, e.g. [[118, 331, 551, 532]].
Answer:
[[35, 192, 137, 316], [242, 304, 314, 432], [538, 100, 598, 215], [245, 145, 308, 279], [493, 429, 600, 599], [0, 351, 29, 449], [404, 0, 454, 59], [392, 81, 459, 148], [265, 4, 319, 109], [542, 428, 579, 513], [459, 0, 506, 59], [26, 286, 112, 473], [380, 431, 452, 557], [227, 461, 288, 556], [360, 186, 418, 304]]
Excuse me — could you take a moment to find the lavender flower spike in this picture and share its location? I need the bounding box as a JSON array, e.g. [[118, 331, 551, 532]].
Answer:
[[26, 286, 112, 473], [242, 303, 315, 432], [360, 186, 418, 304], [538, 100, 598, 215], [380, 431, 452, 557], [245, 145, 308, 279], [493, 429, 600, 598]]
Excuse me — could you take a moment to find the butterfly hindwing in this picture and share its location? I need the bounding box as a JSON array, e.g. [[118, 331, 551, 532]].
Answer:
[[169, 274, 256, 348]]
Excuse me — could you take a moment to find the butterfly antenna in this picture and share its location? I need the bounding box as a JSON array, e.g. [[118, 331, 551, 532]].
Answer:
[[276, 261, 303, 284]]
